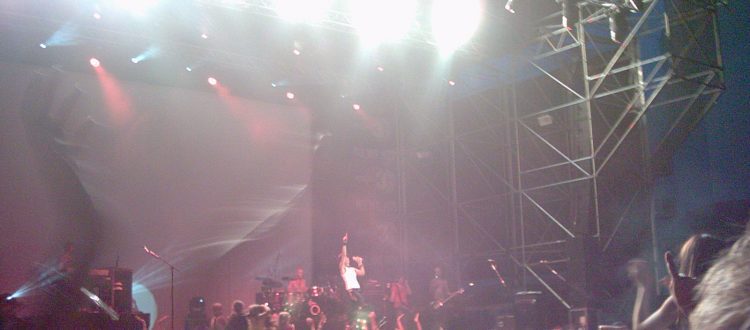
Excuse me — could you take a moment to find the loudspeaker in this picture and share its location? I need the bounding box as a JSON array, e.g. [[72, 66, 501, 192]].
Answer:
[[87, 268, 133, 313]]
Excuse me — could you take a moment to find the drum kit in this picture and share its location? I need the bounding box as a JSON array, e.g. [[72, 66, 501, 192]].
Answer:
[[255, 277, 341, 324]]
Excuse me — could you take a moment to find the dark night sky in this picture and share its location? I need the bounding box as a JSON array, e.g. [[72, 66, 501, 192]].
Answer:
[[653, 0, 750, 250]]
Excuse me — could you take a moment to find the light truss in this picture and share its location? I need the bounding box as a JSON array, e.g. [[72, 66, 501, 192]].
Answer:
[[196, 0, 486, 58], [398, 0, 725, 313]]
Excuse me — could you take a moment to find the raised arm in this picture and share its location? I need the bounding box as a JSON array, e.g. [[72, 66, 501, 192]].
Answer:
[[628, 259, 654, 328], [628, 257, 679, 330], [339, 233, 348, 275]]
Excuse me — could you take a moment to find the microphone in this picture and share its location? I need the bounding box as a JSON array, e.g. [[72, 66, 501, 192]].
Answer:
[[144, 246, 160, 259]]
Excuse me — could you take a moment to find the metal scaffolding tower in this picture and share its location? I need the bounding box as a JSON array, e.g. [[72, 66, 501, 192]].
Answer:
[[400, 0, 725, 314]]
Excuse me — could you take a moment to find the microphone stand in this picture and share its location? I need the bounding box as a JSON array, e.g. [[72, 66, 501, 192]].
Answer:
[[488, 259, 507, 287], [144, 246, 177, 330]]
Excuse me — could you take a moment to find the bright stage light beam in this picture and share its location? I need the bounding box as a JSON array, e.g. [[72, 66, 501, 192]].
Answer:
[[273, 0, 333, 23], [431, 0, 482, 56], [43, 21, 79, 47], [90, 57, 101, 68], [207, 77, 218, 86], [130, 46, 161, 64], [351, 0, 417, 46]]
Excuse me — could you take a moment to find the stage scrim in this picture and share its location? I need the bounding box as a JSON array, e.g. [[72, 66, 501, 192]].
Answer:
[[0, 61, 312, 326]]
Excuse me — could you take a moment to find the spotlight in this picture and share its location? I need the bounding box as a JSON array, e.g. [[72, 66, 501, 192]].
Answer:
[[93, 12, 102, 20], [504, 0, 515, 13], [39, 43, 47, 49], [201, 33, 208, 39], [352, 104, 361, 110], [185, 66, 192, 72], [207, 77, 217, 86], [271, 83, 277, 87], [561, 0, 579, 29], [129, 46, 160, 64], [285, 92, 295, 99], [432, 0, 482, 55], [376, 66, 384, 72], [89, 57, 100, 68], [293, 49, 301, 56], [448, 80, 456, 86]]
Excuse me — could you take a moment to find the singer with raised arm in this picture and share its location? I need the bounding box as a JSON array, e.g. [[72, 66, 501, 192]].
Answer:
[[339, 233, 366, 308]]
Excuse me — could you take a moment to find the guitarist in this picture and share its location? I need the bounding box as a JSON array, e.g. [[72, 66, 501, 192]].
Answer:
[[429, 267, 449, 309], [428, 266, 460, 330]]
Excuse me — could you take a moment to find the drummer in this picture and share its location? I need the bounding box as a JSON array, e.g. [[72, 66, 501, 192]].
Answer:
[[287, 267, 308, 304]]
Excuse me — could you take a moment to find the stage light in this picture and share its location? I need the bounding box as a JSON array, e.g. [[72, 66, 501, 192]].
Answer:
[[352, 104, 361, 110], [93, 12, 102, 20], [448, 80, 456, 86], [132, 283, 157, 329], [201, 33, 208, 39], [431, 0, 482, 55], [43, 22, 79, 47], [293, 49, 301, 55], [504, 0, 515, 13], [273, 0, 333, 23], [89, 58, 101, 68], [207, 77, 217, 86], [39, 43, 47, 49], [561, 0, 579, 29], [271, 83, 277, 87], [185, 66, 192, 72], [352, 0, 417, 46], [286, 92, 295, 99], [376, 66, 384, 72], [130, 46, 160, 64]]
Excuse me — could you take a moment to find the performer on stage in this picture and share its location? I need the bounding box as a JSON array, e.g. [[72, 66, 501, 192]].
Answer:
[[339, 233, 366, 307], [389, 276, 412, 313], [287, 267, 308, 304], [429, 266, 450, 330], [389, 276, 415, 330], [429, 266, 449, 307]]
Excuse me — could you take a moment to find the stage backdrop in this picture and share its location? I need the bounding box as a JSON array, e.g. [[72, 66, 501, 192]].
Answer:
[[0, 61, 312, 328]]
